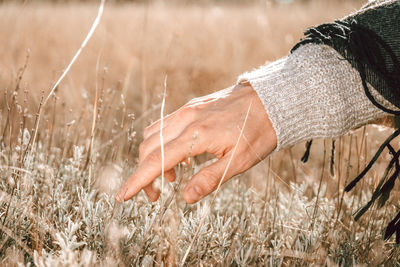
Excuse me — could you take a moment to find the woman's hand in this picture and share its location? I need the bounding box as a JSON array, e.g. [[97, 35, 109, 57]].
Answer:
[[116, 82, 277, 204]]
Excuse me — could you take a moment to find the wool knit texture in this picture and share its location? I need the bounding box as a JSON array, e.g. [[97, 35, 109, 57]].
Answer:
[[329, 0, 400, 109], [238, 44, 395, 151]]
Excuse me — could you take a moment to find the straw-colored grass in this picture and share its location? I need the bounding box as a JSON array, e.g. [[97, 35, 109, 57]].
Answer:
[[2, 0, 400, 265]]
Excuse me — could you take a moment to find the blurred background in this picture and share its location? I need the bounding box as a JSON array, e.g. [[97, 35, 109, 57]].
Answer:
[[0, 0, 365, 114], [0, 0, 368, 183], [3, 1, 400, 265]]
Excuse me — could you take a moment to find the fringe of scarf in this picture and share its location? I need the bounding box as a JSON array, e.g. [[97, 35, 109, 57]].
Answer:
[[293, 19, 400, 243]]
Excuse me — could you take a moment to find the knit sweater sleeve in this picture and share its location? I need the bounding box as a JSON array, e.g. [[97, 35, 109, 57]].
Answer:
[[237, 43, 395, 151], [237, 0, 400, 151]]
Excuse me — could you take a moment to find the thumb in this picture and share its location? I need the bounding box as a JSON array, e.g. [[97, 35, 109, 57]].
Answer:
[[183, 157, 235, 204]]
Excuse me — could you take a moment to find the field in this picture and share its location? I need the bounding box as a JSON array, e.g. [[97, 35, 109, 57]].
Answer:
[[1, 0, 400, 265]]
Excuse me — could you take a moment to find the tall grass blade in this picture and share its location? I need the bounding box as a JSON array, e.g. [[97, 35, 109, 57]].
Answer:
[[181, 100, 253, 266], [27, 0, 106, 164]]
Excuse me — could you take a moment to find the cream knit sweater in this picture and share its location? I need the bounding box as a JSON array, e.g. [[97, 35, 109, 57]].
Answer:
[[238, 44, 396, 151]]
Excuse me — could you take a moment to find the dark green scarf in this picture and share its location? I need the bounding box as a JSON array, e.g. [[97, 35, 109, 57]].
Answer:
[[293, 0, 400, 243]]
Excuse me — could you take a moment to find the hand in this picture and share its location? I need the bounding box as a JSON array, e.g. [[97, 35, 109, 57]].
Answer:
[[116, 82, 277, 204]]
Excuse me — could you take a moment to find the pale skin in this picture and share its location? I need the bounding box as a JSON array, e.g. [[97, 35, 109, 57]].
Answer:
[[116, 82, 277, 204]]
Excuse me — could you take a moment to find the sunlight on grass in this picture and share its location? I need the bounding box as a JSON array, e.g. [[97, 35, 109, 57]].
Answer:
[[1, 0, 400, 265]]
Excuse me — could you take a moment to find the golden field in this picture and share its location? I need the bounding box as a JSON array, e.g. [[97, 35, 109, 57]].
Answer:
[[1, 0, 400, 265]]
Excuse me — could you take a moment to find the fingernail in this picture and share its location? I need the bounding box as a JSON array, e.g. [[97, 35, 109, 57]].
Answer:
[[187, 186, 202, 202], [115, 194, 122, 203], [116, 188, 126, 203]]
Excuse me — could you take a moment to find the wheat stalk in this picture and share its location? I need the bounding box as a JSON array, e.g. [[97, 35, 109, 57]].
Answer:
[[26, 0, 106, 165], [160, 75, 167, 198]]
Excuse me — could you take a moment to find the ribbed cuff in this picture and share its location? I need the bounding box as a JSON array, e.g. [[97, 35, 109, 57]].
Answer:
[[238, 44, 390, 150]]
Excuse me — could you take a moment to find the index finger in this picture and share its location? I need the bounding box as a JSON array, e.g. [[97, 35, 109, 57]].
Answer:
[[117, 128, 202, 201]]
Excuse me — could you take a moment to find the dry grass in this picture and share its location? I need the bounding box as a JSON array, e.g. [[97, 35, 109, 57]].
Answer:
[[1, 0, 400, 266], [0, 1, 364, 116]]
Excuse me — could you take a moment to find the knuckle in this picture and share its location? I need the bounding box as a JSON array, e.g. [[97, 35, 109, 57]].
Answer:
[[198, 122, 209, 132], [200, 169, 219, 191], [146, 151, 160, 164], [185, 121, 208, 135], [182, 124, 200, 143]]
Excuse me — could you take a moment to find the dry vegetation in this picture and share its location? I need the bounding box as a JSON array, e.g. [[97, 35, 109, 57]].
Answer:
[[1, 0, 400, 266]]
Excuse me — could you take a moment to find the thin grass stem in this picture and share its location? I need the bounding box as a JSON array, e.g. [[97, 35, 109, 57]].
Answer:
[[181, 100, 253, 266]]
